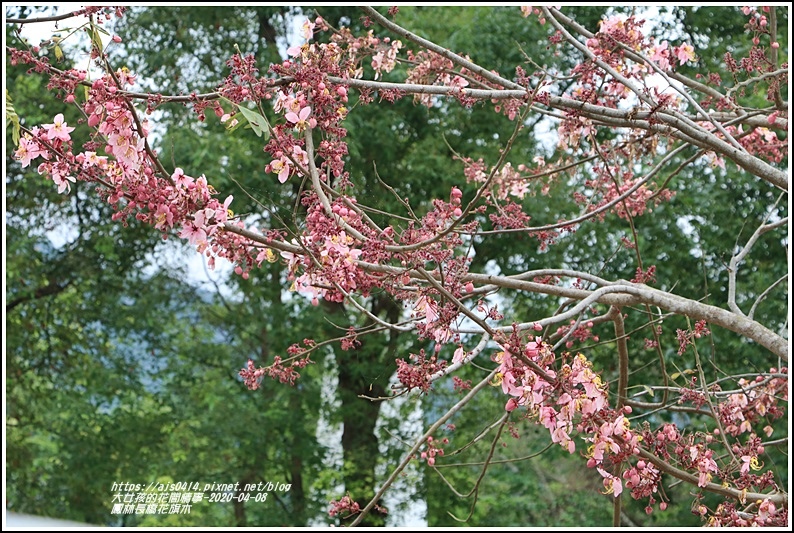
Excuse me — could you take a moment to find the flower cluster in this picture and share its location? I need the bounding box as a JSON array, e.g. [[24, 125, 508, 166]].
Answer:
[[396, 349, 447, 393], [328, 493, 361, 519], [717, 367, 787, 437], [12, 68, 253, 276], [16, 113, 77, 193], [418, 435, 448, 467], [371, 38, 402, 80], [493, 335, 654, 502], [239, 339, 315, 389], [675, 319, 711, 355], [706, 498, 786, 527], [553, 319, 600, 348]]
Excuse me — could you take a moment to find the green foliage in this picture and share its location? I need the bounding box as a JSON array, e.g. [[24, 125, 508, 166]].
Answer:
[[5, 18, 325, 526], [228, 99, 271, 140], [5, 89, 20, 145]]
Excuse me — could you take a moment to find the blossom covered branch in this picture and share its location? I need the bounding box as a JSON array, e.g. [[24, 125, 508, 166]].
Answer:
[[8, 4, 789, 527]]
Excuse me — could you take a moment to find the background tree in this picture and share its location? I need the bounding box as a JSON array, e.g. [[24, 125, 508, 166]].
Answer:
[[5, 7, 326, 526]]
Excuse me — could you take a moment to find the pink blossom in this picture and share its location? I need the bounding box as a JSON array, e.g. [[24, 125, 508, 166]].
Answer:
[[107, 131, 130, 151], [179, 223, 207, 246], [179, 209, 209, 245], [500, 368, 522, 396], [371, 40, 402, 80], [215, 195, 234, 223], [551, 426, 575, 453], [82, 151, 109, 170], [328, 494, 360, 518], [414, 295, 439, 324], [43, 113, 75, 142], [740, 455, 753, 475], [525, 340, 540, 358], [266, 145, 308, 183], [14, 136, 42, 168], [509, 180, 529, 199], [115, 67, 136, 87], [154, 204, 174, 230], [87, 111, 102, 128], [301, 19, 315, 41], [285, 106, 316, 131], [538, 405, 556, 430], [172, 167, 194, 188], [268, 158, 291, 184], [757, 499, 776, 522], [505, 397, 519, 411], [651, 41, 671, 70], [450, 75, 469, 90], [110, 134, 145, 166], [597, 467, 623, 497], [273, 91, 293, 114], [689, 447, 718, 487], [674, 43, 696, 66], [598, 15, 625, 35], [52, 173, 76, 194]]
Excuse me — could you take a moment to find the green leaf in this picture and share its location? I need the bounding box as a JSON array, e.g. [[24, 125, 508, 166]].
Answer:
[[54, 45, 64, 62], [235, 104, 270, 140], [90, 24, 105, 53], [670, 369, 695, 380], [5, 90, 20, 146]]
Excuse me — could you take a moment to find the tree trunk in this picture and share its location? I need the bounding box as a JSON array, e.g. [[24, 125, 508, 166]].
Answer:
[[326, 295, 400, 526]]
